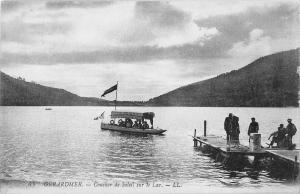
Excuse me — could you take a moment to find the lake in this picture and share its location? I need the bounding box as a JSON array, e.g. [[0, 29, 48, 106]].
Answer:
[[0, 106, 299, 193]]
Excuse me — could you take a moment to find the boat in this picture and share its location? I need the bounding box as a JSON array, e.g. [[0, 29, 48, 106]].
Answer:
[[45, 108, 52, 110], [101, 111, 167, 135]]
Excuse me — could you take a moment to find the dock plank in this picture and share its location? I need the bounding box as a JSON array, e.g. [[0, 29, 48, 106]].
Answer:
[[196, 135, 225, 148], [194, 135, 266, 155], [266, 150, 300, 164]]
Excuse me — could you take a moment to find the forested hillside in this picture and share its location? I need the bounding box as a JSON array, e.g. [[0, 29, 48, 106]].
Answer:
[[0, 72, 104, 106], [148, 48, 299, 107]]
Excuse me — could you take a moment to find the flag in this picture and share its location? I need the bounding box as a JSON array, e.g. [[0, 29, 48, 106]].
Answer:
[[99, 111, 105, 119], [94, 112, 105, 120], [101, 84, 117, 97]]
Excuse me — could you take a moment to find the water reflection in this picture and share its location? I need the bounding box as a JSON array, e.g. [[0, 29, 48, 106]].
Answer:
[[0, 106, 299, 188]]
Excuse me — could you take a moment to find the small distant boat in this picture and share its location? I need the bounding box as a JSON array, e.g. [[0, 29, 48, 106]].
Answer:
[[45, 108, 52, 110], [101, 111, 167, 135]]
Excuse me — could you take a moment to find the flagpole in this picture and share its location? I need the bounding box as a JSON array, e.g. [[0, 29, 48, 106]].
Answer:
[[115, 81, 118, 110]]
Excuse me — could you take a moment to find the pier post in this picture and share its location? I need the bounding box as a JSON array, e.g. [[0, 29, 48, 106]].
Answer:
[[293, 156, 298, 181], [193, 129, 197, 147], [204, 120, 207, 137], [227, 136, 231, 151]]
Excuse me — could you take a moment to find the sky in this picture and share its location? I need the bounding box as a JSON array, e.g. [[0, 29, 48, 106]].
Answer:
[[1, 0, 300, 101]]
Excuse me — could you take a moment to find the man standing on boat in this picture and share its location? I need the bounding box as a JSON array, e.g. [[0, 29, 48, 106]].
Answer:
[[224, 113, 233, 141]]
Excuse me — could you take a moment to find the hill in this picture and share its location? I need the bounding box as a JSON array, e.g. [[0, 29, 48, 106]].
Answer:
[[148, 48, 299, 107], [0, 71, 145, 106], [0, 71, 107, 106]]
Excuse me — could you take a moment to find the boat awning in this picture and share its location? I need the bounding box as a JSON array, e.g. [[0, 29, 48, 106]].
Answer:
[[111, 111, 155, 120]]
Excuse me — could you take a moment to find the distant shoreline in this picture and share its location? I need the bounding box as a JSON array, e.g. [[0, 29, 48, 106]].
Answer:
[[0, 105, 298, 108]]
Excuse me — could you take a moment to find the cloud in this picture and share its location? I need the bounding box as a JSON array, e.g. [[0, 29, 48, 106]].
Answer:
[[1, 1, 136, 53], [1, 42, 231, 66], [1, 0, 299, 66], [195, 2, 300, 55], [1, 0, 299, 99], [98, 1, 219, 48], [1, 19, 71, 43], [1, 1, 219, 54], [1, 0, 22, 12], [228, 29, 272, 58], [45, 0, 113, 9], [135, 1, 190, 29], [131, 1, 219, 48]]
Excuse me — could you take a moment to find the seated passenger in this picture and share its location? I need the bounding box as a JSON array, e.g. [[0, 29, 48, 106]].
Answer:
[[118, 119, 125, 127], [137, 120, 143, 129], [125, 118, 133, 128], [133, 120, 138, 128], [110, 120, 115, 125], [268, 124, 286, 148], [143, 121, 149, 129], [125, 118, 132, 128], [128, 118, 133, 127]]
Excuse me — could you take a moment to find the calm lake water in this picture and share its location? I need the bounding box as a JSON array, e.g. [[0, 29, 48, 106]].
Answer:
[[0, 106, 299, 193]]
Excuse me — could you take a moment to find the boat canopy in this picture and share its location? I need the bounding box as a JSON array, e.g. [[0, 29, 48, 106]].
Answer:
[[111, 111, 155, 126], [111, 111, 155, 119]]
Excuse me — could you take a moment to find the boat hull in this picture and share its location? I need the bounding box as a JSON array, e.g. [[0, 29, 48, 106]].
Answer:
[[101, 123, 166, 135]]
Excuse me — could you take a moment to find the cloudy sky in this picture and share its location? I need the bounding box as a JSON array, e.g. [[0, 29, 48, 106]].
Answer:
[[1, 0, 299, 101]]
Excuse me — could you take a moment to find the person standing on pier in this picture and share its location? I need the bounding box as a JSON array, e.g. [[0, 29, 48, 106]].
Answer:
[[231, 116, 240, 144], [248, 117, 259, 141], [286, 119, 297, 148], [224, 113, 233, 141]]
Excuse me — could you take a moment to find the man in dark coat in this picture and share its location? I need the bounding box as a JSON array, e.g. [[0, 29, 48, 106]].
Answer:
[[248, 117, 259, 142], [248, 118, 259, 135], [286, 118, 297, 148], [224, 113, 233, 141], [231, 116, 240, 144]]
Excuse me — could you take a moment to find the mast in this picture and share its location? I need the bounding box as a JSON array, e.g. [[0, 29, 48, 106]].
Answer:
[[115, 81, 118, 110]]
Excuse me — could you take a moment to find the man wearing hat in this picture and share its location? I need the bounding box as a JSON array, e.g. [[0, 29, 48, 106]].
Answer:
[[248, 117, 259, 137], [286, 119, 297, 147], [268, 124, 286, 148], [224, 113, 233, 141]]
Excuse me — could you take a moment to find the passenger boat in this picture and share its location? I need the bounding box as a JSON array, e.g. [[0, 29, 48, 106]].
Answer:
[[101, 111, 167, 135]]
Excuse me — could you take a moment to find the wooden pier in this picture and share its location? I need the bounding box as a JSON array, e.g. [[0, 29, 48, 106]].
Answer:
[[266, 150, 299, 165], [193, 120, 299, 177], [193, 135, 267, 156]]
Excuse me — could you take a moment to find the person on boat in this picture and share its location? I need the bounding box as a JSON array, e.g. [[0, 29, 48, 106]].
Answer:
[[110, 120, 115, 125], [268, 124, 286, 148], [224, 113, 233, 141], [137, 120, 143, 129], [118, 119, 125, 127], [125, 118, 133, 128], [133, 120, 138, 128], [231, 116, 240, 144], [143, 121, 149, 129], [248, 117, 259, 140], [285, 119, 297, 148]]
